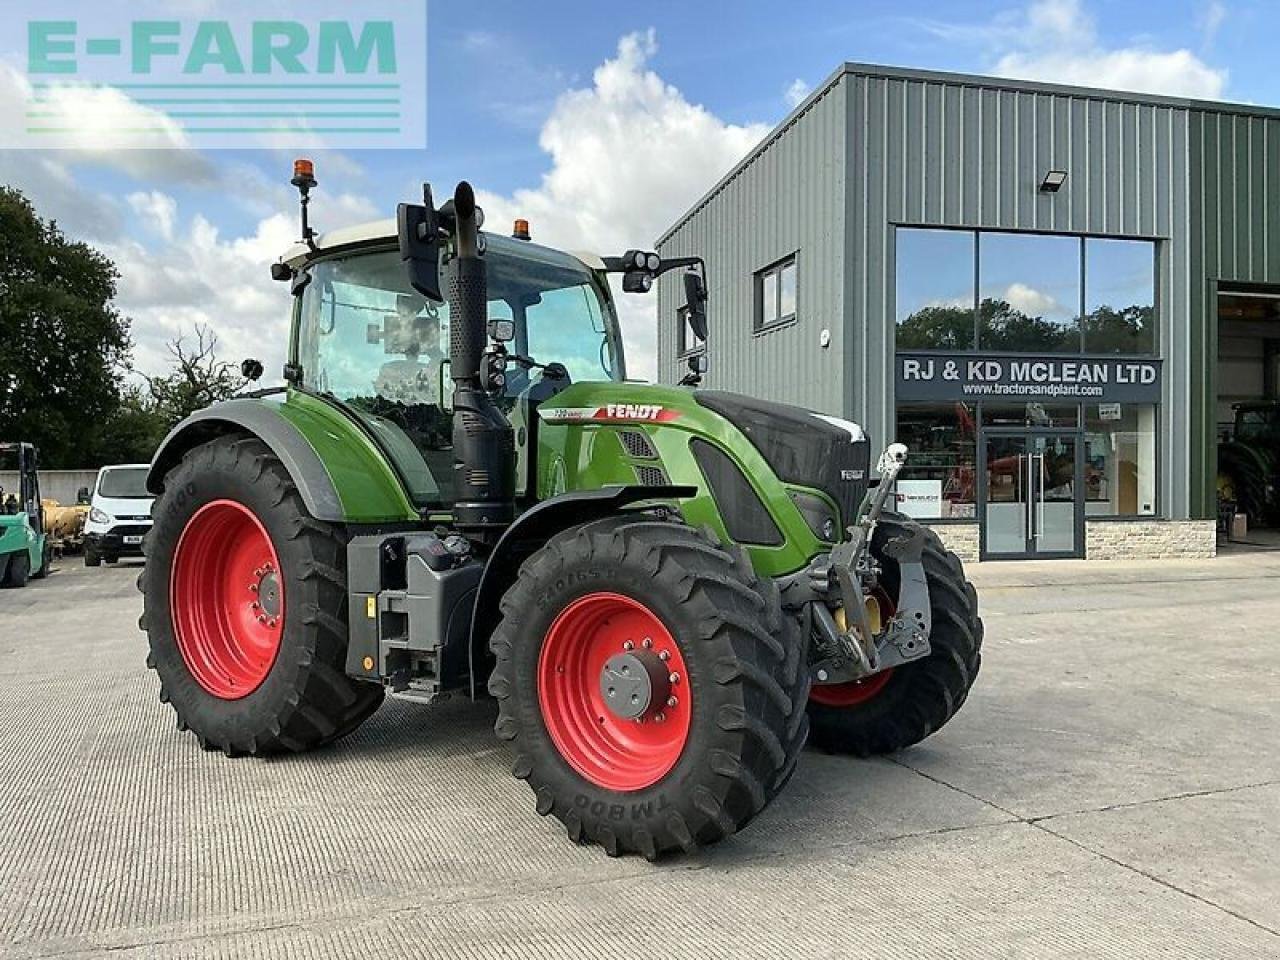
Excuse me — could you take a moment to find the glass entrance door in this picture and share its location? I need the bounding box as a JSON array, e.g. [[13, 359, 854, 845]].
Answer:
[[981, 433, 1081, 559]]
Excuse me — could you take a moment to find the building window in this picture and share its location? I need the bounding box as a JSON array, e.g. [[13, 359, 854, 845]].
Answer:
[[978, 232, 1081, 352], [755, 255, 797, 330], [894, 402, 977, 519], [1084, 403, 1157, 516], [677, 305, 705, 356], [896, 229, 976, 350], [895, 228, 1158, 356], [1084, 239, 1156, 355]]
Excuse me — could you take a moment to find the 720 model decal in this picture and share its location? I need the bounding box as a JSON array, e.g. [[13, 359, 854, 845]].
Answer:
[[539, 404, 681, 423]]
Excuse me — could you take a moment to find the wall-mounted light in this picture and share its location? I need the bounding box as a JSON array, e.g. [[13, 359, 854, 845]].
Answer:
[[1039, 170, 1068, 193]]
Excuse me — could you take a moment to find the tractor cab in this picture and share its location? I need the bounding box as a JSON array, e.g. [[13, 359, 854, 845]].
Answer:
[[281, 225, 625, 510], [0, 442, 51, 587]]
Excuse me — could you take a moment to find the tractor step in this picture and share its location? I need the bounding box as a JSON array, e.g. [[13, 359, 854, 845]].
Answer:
[[388, 681, 445, 705]]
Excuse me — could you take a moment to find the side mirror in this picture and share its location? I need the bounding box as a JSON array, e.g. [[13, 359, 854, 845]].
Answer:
[[488, 318, 516, 343], [683, 271, 708, 342], [270, 262, 292, 282], [397, 183, 443, 302], [688, 353, 708, 375], [241, 358, 264, 381]]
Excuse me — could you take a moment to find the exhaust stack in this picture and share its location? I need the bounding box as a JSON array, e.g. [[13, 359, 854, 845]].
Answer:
[[445, 182, 515, 537]]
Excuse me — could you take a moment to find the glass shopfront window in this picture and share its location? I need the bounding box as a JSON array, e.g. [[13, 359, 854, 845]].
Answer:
[[894, 403, 977, 519], [895, 230, 976, 350], [894, 228, 1158, 357], [1084, 239, 1156, 355], [1084, 403, 1157, 516], [978, 233, 1082, 352]]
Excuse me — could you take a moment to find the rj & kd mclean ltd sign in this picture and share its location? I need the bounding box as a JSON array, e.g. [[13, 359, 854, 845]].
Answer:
[[896, 353, 1162, 404]]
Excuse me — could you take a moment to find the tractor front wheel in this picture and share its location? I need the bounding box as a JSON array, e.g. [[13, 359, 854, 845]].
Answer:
[[489, 517, 809, 858], [140, 435, 383, 755], [807, 514, 982, 755]]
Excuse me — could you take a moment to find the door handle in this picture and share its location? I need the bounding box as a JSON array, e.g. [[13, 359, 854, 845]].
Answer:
[[1034, 453, 1046, 544], [1024, 453, 1033, 544]]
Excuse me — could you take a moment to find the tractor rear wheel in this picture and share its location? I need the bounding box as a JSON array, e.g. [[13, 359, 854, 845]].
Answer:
[[807, 514, 982, 755], [139, 435, 383, 755], [489, 517, 809, 859]]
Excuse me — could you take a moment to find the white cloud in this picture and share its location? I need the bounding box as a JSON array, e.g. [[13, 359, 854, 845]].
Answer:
[[128, 191, 178, 241], [0, 63, 215, 184], [1003, 282, 1061, 317], [785, 78, 811, 108], [474, 30, 768, 379], [1199, 1, 1228, 48], [105, 213, 301, 380], [991, 0, 1227, 98]]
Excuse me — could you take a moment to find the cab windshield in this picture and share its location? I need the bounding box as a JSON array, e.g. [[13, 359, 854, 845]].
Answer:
[[294, 236, 623, 508]]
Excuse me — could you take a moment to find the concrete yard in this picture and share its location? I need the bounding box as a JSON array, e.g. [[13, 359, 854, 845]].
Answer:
[[0, 551, 1276, 959]]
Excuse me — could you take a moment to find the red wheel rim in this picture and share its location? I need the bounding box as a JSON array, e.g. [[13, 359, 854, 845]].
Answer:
[[537, 592, 691, 792], [809, 668, 894, 707], [810, 589, 895, 708], [170, 499, 284, 700]]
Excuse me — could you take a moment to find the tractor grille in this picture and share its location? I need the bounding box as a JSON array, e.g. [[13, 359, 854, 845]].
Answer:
[[619, 429, 657, 460], [634, 465, 669, 487]]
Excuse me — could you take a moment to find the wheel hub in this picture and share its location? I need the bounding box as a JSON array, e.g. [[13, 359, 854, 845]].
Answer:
[[253, 567, 281, 621], [537, 592, 691, 791], [599, 650, 671, 720]]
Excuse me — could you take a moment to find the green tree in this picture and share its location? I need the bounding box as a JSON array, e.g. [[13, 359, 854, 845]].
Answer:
[[143, 325, 246, 427], [978, 297, 1075, 352], [1082, 304, 1153, 354], [896, 303, 976, 349], [0, 188, 132, 467]]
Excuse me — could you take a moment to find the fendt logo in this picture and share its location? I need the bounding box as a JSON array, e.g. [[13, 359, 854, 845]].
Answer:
[[539, 405, 681, 424], [1, 1, 427, 150]]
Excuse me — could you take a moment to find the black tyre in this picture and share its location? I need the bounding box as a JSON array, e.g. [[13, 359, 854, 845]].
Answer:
[[32, 542, 52, 579], [1218, 441, 1272, 525], [84, 547, 101, 567], [139, 435, 383, 755], [489, 516, 809, 859], [807, 514, 982, 755], [3, 551, 30, 588]]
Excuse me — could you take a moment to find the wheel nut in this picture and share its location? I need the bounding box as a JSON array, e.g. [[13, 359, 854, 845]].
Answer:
[[666, 696, 678, 708], [669, 672, 680, 684], [257, 614, 267, 624], [817, 669, 829, 681], [251, 601, 260, 611], [642, 637, 653, 649], [659, 650, 671, 661], [248, 583, 259, 593], [268, 617, 278, 628], [655, 712, 666, 723], [622, 640, 634, 651]]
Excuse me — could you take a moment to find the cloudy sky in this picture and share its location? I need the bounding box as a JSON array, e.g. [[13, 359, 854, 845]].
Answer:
[[0, 0, 1268, 382]]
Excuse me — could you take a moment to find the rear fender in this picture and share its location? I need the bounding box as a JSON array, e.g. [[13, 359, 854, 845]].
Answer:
[[146, 396, 409, 527]]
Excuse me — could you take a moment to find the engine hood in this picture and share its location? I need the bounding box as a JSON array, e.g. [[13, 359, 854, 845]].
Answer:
[[693, 391, 872, 529]]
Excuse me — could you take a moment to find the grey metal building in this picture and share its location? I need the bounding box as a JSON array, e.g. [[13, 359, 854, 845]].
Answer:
[[656, 62, 1280, 561]]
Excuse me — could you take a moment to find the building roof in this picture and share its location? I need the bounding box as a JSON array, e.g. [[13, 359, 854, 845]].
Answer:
[[657, 61, 1280, 246]]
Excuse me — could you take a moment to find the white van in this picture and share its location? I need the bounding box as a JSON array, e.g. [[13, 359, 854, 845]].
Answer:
[[84, 464, 154, 566]]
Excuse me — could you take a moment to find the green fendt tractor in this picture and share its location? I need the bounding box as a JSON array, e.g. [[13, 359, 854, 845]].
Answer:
[[1219, 401, 1280, 526], [140, 165, 982, 857], [0, 442, 52, 587]]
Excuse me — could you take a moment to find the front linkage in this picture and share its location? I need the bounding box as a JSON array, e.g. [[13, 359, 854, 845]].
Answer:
[[781, 443, 933, 687]]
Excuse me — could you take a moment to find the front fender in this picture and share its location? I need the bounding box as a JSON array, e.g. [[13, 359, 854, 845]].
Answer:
[[468, 485, 696, 693]]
